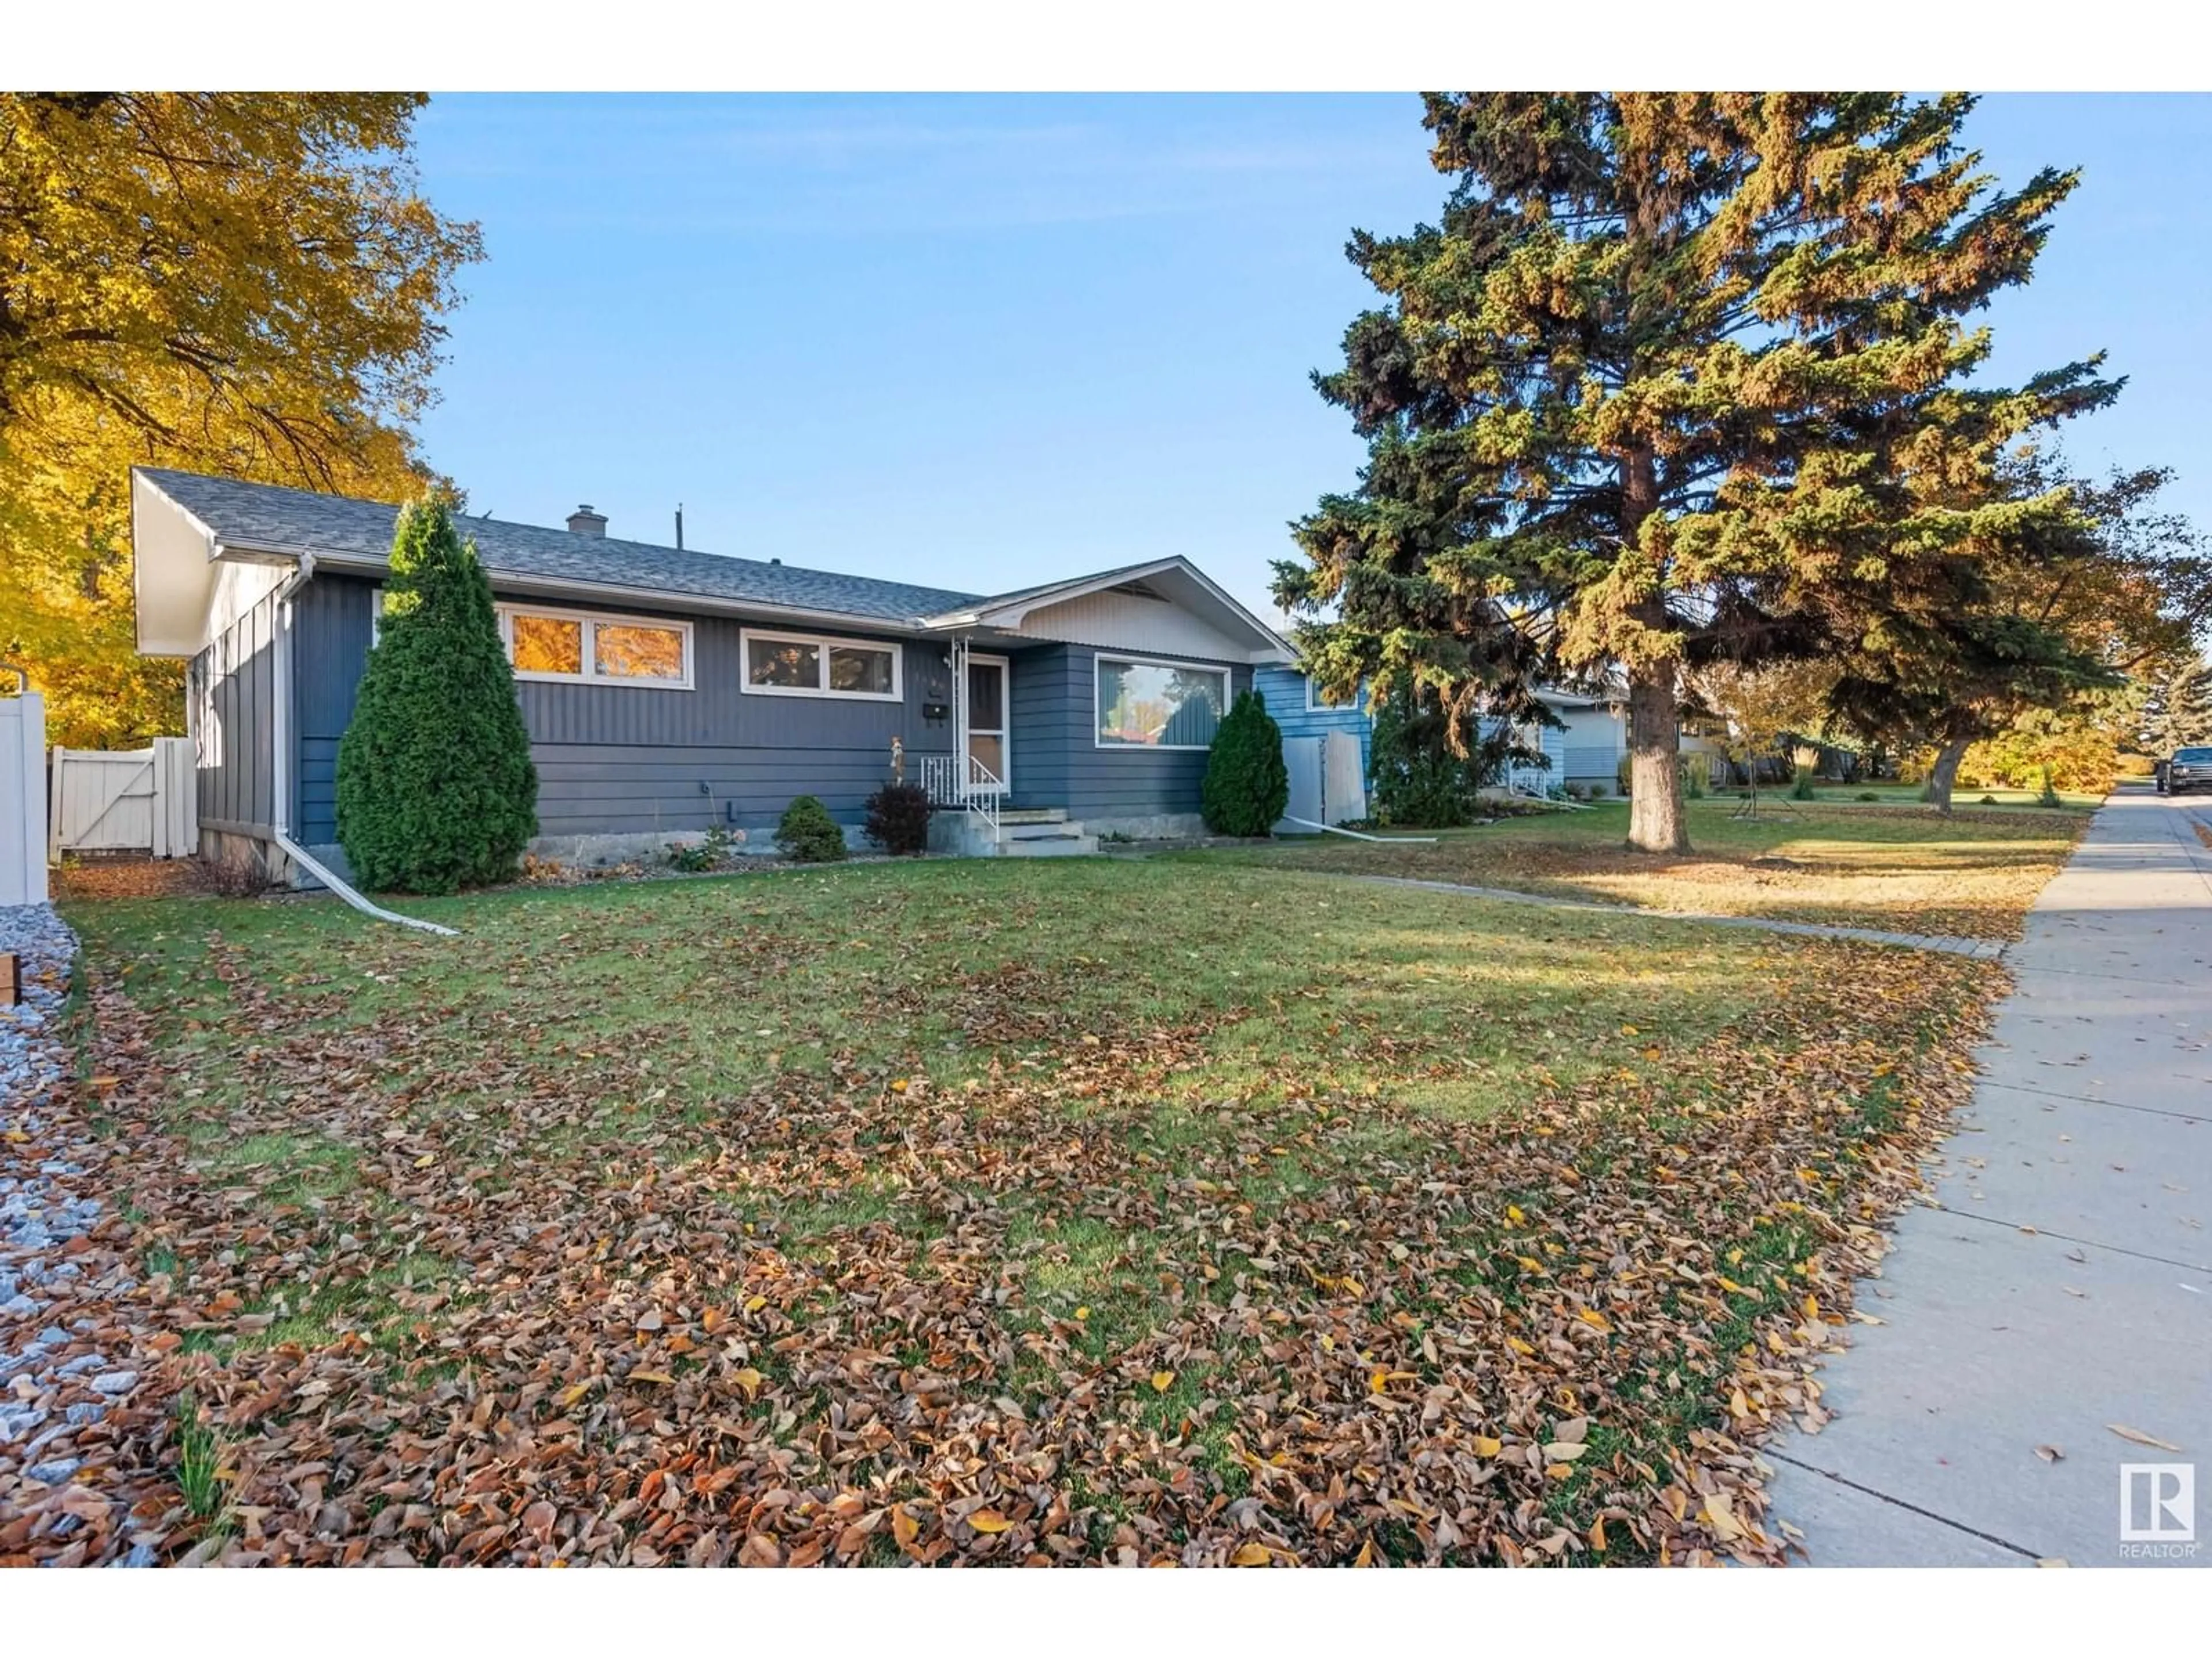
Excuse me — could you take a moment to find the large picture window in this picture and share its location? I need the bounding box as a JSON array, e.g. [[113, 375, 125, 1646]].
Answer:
[[740, 627, 903, 702], [1096, 656, 1228, 749], [497, 604, 692, 689]]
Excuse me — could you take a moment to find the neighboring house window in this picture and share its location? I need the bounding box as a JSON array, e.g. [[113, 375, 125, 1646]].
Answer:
[[1304, 675, 1365, 713], [1096, 655, 1228, 749], [497, 604, 693, 689], [739, 627, 902, 702]]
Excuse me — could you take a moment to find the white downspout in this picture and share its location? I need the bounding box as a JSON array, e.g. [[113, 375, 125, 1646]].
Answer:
[[270, 555, 457, 937], [1283, 817, 1438, 843]]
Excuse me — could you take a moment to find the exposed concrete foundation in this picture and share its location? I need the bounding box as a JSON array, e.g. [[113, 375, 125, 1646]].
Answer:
[[1082, 810, 1206, 842]]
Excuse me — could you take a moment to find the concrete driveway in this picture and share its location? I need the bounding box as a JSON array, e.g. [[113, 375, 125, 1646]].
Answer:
[[1763, 787, 2211, 1567]]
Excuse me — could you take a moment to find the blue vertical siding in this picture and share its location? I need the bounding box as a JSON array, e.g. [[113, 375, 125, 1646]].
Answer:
[[291, 573, 964, 844], [1007, 643, 1251, 823], [192, 590, 279, 836], [286, 575, 1248, 846]]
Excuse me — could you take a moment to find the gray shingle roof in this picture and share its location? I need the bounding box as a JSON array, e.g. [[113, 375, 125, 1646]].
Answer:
[[139, 468, 982, 626]]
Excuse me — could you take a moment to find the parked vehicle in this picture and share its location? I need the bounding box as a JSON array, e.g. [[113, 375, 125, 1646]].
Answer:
[[2160, 745, 2212, 795]]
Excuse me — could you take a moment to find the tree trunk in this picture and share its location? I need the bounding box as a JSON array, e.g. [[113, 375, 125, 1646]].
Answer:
[[1626, 661, 1689, 853], [1923, 734, 1972, 815]]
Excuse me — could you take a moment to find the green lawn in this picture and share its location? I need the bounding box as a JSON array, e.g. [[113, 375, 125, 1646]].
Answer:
[[1180, 797, 2085, 940], [55, 855, 2001, 1567]]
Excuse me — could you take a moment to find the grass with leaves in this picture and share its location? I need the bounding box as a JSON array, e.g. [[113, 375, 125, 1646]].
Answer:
[[50, 854, 2013, 1565], [1177, 797, 2086, 940]]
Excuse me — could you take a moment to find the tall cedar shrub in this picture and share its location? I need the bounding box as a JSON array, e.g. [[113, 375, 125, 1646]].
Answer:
[[863, 781, 933, 856], [1200, 690, 1290, 836], [335, 499, 537, 893], [1369, 694, 1494, 828], [776, 794, 848, 862], [1278, 94, 2113, 855]]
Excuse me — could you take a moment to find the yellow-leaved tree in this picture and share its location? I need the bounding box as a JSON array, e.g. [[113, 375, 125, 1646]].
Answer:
[[0, 93, 482, 747]]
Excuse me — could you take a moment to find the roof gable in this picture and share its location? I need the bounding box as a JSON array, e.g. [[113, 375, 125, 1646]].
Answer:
[[922, 556, 1291, 662]]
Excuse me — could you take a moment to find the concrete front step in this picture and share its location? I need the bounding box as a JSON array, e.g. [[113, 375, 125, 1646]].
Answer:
[[996, 812, 1096, 857], [998, 832, 1099, 857], [927, 804, 1096, 857]]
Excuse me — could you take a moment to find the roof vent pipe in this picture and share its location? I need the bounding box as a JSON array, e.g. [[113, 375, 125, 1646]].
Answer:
[[567, 505, 607, 538]]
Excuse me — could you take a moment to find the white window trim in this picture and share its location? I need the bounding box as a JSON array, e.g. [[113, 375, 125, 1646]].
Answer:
[[1094, 653, 1231, 752], [497, 601, 695, 691], [738, 626, 904, 703]]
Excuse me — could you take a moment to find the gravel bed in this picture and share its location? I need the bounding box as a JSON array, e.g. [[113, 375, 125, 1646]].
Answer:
[[1, 903, 158, 1567]]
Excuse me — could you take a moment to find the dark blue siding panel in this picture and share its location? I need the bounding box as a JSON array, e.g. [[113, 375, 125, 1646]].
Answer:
[[290, 571, 972, 838], [1005, 645, 1073, 812], [287, 572, 1257, 837], [1007, 643, 1249, 823], [193, 590, 278, 836]]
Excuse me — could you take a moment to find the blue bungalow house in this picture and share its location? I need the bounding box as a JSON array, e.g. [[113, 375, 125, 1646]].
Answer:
[[129, 469, 1294, 880]]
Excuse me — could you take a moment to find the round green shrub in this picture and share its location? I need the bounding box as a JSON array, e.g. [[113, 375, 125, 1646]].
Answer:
[[1200, 689, 1289, 836], [335, 498, 538, 895], [777, 794, 848, 862]]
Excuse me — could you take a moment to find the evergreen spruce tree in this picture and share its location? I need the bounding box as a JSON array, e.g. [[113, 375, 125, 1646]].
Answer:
[[1366, 692, 1499, 827], [1278, 94, 2114, 853], [2143, 654, 2212, 753], [1838, 459, 2209, 808], [336, 499, 537, 893], [1200, 690, 1290, 836]]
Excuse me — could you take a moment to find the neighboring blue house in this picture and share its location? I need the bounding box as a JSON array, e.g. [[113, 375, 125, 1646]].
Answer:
[[1255, 664, 1373, 778], [130, 469, 1293, 880], [1257, 666, 1573, 817]]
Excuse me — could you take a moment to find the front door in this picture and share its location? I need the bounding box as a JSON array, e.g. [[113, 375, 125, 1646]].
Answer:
[[964, 654, 1009, 793]]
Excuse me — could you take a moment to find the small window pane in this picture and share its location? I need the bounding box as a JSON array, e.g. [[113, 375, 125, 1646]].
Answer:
[[1097, 660, 1225, 747], [595, 622, 685, 682], [965, 661, 1003, 726], [828, 645, 894, 695], [512, 613, 583, 676], [748, 637, 820, 688]]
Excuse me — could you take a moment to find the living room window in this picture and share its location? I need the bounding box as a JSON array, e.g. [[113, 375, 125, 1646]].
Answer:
[[740, 628, 903, 702], [497, 604, 692, 688]]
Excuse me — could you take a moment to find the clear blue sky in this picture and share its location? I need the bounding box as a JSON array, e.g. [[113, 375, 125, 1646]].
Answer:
[[411, 93, 2212, 620]]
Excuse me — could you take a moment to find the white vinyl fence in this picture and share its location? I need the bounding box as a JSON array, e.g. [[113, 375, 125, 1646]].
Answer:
[[1, 677, 47, 906], [49, 737, 197, 860], [1279, 730, 1369, 832]]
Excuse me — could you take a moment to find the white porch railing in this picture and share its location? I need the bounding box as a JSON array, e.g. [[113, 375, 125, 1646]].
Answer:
[[1503, 767, 1591, 809], [918, 752, 1002, 836]]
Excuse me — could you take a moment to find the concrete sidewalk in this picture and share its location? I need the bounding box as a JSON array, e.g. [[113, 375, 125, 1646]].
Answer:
[[1763, 789, 2211, 1566]]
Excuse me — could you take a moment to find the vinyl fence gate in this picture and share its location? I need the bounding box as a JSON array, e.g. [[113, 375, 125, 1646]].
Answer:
[[49, 738, 198, 861]]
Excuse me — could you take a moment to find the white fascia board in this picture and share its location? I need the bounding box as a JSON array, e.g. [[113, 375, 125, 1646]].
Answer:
[[929, 556, 1294, 663]]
